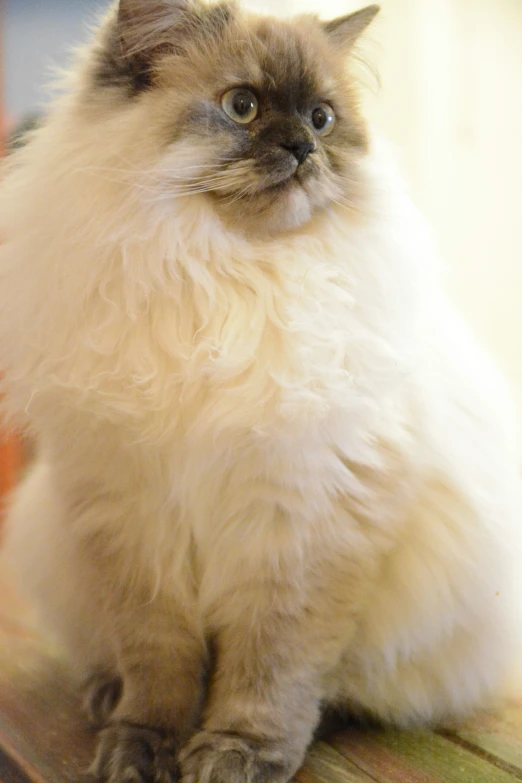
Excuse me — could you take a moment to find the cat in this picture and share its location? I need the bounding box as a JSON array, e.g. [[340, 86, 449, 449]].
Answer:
[[7, 113, 42, 153], [0, 1, 521, 782]]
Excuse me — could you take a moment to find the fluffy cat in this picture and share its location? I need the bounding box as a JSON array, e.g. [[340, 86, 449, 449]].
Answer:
[[0, 1, 521, 782]]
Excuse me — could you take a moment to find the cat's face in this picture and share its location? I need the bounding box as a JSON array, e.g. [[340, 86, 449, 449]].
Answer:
[[92, 1, 379, 235]]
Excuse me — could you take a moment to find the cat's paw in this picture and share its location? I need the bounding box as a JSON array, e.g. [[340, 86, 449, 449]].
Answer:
[[83, 673, 123, 727], [91, 722, 178, 783], [178, 730, 291, 783]]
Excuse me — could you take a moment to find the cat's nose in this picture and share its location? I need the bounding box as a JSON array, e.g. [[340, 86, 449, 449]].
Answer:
[[282, 141, 315, 165]]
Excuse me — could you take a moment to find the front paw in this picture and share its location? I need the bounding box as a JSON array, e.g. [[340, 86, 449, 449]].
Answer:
[[179, 730, 291, 783], [91, 722, 178, 783]]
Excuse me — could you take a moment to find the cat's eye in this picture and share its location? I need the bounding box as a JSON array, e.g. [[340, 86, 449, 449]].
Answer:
[[221, 88, 259, 125], [311, 103, 336, 136]]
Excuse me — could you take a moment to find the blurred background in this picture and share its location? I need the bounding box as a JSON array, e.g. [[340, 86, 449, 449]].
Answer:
[[5, 0, 522, 410]]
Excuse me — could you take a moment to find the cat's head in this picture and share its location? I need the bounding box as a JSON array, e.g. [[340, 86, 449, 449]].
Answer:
[[89, 0, 379, 235]]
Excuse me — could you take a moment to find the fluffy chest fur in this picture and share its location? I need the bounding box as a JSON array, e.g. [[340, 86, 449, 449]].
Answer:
[[0, 127, 418, 448], [0, 139, 420, 606]]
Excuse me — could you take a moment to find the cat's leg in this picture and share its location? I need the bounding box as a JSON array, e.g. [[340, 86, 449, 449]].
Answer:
[[4, 459, 117, 681], [5, 461, 131, 728], [5, 461, 126, 728], [178, 516, 377, 783], [90, 574, 205, 783], [70, 488, 205, 783], [4, 457, 206, 783]]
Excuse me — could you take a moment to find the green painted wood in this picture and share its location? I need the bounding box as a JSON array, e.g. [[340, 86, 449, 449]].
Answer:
[[331, 728, 519, 783], [329, 730, 438, 783], [294, 766, 324, 783], [449, 701, 522, 773], [303, 742, 378, 783]]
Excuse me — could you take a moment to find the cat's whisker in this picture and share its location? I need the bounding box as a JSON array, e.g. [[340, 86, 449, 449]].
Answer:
[[335, 179, 361, 190], [164, 172, 245, 186], [221, 181, 260, 206], [171, 176, 248, 192], [76, 160, 242, 182], [160, 166, 246, 183], [331, 197, 358, 213], [71, 171, 170, 195], [145, 177, 253, 202], [147, 169, 252, 194]]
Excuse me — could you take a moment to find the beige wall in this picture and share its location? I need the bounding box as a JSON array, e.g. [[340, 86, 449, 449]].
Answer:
[[253, 0, 522, 411], [365, 0, 522, 411]]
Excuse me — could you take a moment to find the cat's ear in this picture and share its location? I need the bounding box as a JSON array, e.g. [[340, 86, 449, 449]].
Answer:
[[323, 4, 380, 50], [116, 0, 195, 59], [116, 0, 236, 54], [101, 0, 235, 93], [99, 0, 192, 93]]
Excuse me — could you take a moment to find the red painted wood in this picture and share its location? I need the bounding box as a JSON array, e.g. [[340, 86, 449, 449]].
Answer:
[[0, 11, 23, 518]]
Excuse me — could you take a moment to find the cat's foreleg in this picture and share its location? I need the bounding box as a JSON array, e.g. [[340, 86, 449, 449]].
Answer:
[[72, 497, 206, 783], [5, 457, 206, 783], [91, 591, 205, 783], [179, 528, 373, 783]]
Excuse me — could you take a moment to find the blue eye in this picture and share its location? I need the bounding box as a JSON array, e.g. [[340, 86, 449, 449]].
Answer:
[[312, 103, 336, 136], [221, 88, 259, 124]]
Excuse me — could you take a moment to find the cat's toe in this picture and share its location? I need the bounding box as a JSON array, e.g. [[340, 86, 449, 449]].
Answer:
[[91, 722, 178, 783], [179, 730, 290, 783], [83, 673, 123, 727]]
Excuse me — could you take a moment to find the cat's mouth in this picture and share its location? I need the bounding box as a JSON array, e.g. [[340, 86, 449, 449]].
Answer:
[[269, 158, 315, 183], [202, 156, 324, 231], [260, 176, 297, 194], [251, 161, 316, 196], [202, 157, 330, 233], [200, 153, 319, 206], [208, 167, 302, 204]]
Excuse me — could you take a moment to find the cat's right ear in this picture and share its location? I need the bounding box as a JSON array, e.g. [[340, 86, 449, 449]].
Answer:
[[100, 0, 234, 94], [94, 0, 192, 94], [113, 0, 192, 92], [116, 0, 190, 59]]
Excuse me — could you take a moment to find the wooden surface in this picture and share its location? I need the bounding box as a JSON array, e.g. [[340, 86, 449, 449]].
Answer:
[[0, 575, 521, 783]]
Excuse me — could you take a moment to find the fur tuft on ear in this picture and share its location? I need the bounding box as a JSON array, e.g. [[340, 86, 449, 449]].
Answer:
[[96, 0, 235, 94], [116, 0, 193, 60], [323, 4, 380, 50]]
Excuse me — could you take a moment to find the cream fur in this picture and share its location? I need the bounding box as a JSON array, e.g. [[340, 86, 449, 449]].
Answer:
[[0, 7, 521, 752]]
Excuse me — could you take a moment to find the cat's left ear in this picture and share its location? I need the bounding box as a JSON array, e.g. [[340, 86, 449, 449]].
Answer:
[[323, 4, 380, 50]]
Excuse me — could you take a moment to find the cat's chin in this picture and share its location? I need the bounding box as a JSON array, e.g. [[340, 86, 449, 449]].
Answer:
[[212, 178, 318, 236]]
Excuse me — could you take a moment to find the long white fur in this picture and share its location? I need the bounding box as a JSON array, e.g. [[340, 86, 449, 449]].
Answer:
[[0, 40, 521, 729]]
